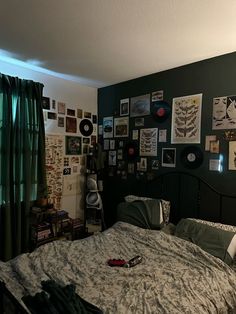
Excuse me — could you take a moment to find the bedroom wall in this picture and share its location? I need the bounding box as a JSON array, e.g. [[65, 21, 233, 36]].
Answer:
[[98, 51, 236, 227], [0, 60, 97, 219]]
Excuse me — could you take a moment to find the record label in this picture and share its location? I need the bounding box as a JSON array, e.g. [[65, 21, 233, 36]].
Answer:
[[79, 119, 93, 136], [180, 146, 203, 169]]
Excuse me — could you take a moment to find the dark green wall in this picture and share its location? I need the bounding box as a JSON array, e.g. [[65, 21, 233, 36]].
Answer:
[[98, 52, 236, 226]]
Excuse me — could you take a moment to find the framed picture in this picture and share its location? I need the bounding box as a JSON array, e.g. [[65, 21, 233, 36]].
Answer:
[[162, 148, 176, 168], [42, 96, 50, 110], [120, 98, 129, 116], [66, 117, 77, 133], [171, 94, 202, 144], [114, 117, 129, 137], [140, 128, 158, 156], [134, 117, 144, 127], [65, 136, 81, 155], [130, 94, 150, 117], [229, 141, 236, 170], [103, 117, 113, 138], [58, 102, 65, 114], [67, 109, 75, 116]]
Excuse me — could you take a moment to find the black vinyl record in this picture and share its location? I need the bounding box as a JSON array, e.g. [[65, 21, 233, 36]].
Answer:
[[124, 141, 138, 161], [79, 119, 93, 136], [151, 100, 171, 122], [180, 146, 203, 169]]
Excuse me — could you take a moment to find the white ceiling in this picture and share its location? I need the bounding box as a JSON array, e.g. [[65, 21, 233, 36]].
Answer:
[[1, 0, 236, 88]]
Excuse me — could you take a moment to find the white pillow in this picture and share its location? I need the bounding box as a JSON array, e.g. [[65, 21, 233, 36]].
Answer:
[[124, 195, 170, 224]]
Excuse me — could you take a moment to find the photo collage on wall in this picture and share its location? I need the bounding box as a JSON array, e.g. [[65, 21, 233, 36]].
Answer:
[[100, 88, 236, 178], [43, 96, 97, 203]]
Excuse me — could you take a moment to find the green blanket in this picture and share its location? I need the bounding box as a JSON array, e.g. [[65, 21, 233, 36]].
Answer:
[[117, 199, 164, 229]]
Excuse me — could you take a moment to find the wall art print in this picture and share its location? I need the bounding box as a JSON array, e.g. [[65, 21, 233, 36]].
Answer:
[[228, 141, 236, 170], [162, 148, 176, 168], [130, 94, 150, 117], [103, 117, 113, 138], [114, 117, 129, 137], [120, 98, 129, 116], [171, 94, 202, 144], [45, 134, 64, 210], [65, 136, 82, 155], [140, 128, 158, 156], [212, 95, 236, 129]]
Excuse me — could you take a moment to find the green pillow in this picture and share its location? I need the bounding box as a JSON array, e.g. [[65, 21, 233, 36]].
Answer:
[[117, 199, 164, 230], [175, 218, 236, 265]]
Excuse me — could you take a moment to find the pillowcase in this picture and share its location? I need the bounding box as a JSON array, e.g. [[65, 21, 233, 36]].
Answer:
[[124, 195, 170, 224], [117, 199, 164, 230], [188, 218, 236, 233], [175, 218, 236, 265]]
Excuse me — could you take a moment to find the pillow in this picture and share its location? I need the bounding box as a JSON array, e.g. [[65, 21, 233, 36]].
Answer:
[[124, 195, 170, 224], [117, 199, 164, 229], [188, 218, 236, 233], [175, 218, 236, 265]]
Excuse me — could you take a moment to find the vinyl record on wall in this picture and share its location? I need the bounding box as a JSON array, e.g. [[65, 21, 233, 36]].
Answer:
[[79, 119, 93, 136], [180, 146, 203, 169], [151, 100, 171, 122], [124, 141, 138, 161]]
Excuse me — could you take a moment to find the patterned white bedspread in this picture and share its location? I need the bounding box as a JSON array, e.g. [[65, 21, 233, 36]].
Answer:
[[1, 221, 236, 314]]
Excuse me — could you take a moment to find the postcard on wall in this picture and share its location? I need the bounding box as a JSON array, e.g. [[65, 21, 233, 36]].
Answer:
[[212, 95, 236, 130], [67, 108, 75, 116], [114, 117, 129, 137], [209, 159, 222, 172], [84, 111, 92, 119], [130, 94, 150, 117], [159, 129, 167, 142], [103, 117, 113, 138], [108, 150, 117, 166], [209, 140, 219, 154], [120, 98, 129, 116], [58, 117, 65, 127], [110, 139, 115, 150], [134, 117, 144, 127], [132, 129, 139, 140], [151, 159, 159, 170], [140, 128, 158, 156], [103, 139, 109, 150], [162, 148, 176, 168], [151, 90, 163, 102], [66, 117, 77, 133], [58, 102, 66, 114], [171, 94, 202, 144], [205, 135, 217, 151], [228, 141, 236, 170], [77, 109, 83, 119], [63, 175, 80, 196]]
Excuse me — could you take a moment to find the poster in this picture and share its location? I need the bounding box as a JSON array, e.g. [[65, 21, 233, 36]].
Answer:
[[120, 98, 129, 116], [140, 128, 158, 156], [228, 141, 236, 170], [212, 96, 236, 129], [171, 94, 202, 144], [114, 117, 129, 137], [130, 94, 150, 117], [162, 148, 176, 168], [103, 117, 113, 138]]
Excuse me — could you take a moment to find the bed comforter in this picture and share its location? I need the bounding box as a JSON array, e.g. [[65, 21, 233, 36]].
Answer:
[[1, 221, 236, 314]]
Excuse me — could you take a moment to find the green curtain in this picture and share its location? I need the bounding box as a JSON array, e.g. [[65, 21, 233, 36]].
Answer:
[[0, 73, 47, 261]]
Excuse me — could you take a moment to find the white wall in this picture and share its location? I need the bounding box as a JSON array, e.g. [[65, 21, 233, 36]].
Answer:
[[0, 60, 97, 219]]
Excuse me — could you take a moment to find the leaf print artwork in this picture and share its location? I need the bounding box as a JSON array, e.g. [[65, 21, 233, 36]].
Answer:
[[171, 94, 202, 144]]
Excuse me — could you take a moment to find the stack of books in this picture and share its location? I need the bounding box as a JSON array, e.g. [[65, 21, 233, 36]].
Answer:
[[32, 222, 53, 242]]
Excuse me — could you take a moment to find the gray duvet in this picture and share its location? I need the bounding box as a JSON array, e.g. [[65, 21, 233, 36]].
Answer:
[[1, 221, 236, 313]]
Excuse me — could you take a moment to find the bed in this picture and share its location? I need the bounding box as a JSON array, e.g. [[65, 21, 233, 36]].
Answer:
[[1, 171, 236, 313]]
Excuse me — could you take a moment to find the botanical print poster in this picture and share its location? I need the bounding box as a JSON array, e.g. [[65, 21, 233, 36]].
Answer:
[[228, 141, 236, 170], [171, 94, 202, 144], [140, 128, 158, 156], [212, 95, 236, 129]]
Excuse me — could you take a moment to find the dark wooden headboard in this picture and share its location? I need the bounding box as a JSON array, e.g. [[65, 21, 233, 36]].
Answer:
[[103, 171, 236, 227]]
